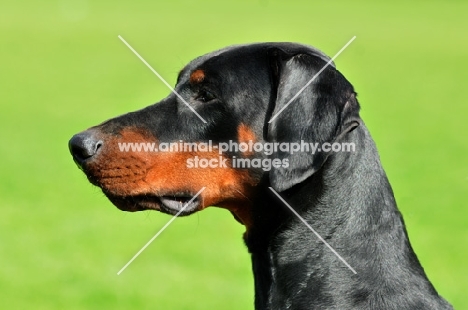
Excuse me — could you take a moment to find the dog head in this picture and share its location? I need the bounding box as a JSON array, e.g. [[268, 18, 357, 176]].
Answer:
[[69, 42, 360, 227]]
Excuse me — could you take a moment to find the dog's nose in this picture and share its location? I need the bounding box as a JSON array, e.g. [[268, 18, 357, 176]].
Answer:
[[69, 131, 103, 165]]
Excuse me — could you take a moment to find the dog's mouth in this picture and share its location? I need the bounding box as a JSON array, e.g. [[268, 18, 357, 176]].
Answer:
[[105, 193, 201, 216]]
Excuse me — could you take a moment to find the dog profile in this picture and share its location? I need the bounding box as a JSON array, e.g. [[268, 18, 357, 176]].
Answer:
[[69, 42, 453, 309]]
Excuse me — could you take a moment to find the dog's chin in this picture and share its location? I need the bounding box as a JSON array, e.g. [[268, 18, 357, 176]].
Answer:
[[104, 193, 200, 216]]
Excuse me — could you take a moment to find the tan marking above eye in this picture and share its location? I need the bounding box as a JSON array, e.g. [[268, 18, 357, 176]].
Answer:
[[190, 69, 205, 84]]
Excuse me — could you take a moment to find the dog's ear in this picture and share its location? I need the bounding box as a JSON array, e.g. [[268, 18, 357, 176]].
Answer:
[[267, 49, 361, 192]]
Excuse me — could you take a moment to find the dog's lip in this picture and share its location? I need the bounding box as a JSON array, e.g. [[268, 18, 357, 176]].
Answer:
[[158, 196, 200, 215], [104, 192, 200, 215]]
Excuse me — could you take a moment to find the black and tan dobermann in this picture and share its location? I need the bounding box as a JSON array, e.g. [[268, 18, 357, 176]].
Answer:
[[69, 43, 452, 309]]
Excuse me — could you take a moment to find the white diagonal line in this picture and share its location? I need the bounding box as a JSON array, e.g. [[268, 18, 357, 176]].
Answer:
[[268, 187, 357, 274], [117, 187, 206, 275], [118, 35, 207, 124], [268, 36, 356, 123]]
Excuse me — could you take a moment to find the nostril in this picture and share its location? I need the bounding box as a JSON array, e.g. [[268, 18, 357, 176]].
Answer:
[[68, 132, 103, 164], [95, 140, 103, 153]]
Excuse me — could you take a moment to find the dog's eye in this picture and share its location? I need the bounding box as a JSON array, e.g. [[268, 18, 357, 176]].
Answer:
[[196, 90, 216, 102]]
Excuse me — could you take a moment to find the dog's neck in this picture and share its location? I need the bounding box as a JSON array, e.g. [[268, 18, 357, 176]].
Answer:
[[245, 124, 442, 309]]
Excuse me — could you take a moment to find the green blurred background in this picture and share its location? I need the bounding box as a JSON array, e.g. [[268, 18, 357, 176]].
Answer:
[[1, 0, 466, 309]]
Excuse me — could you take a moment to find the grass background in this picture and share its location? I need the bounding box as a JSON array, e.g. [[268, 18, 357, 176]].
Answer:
[[1, 0, 466, 309]]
